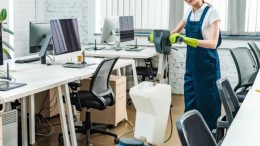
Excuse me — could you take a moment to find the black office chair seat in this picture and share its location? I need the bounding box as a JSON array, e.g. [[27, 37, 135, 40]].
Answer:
[[78, 91, 113, 110]]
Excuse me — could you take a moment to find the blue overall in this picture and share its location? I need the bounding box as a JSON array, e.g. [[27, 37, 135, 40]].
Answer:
[[184, 6, 221, 130]]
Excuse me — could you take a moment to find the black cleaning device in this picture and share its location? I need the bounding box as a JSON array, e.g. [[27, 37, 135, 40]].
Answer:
[[153, 30, 172, 55]]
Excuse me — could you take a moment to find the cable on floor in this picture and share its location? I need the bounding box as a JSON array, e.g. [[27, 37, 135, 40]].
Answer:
[[118, 119, 135, 138], [164, 106, 173, 143], [35, 116, 54, 136]]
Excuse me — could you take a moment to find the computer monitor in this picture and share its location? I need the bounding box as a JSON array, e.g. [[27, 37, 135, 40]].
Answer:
[[119, 16, 134, 42], [0, 28, 3, 65], [100, 16, 118, 44], [50, 18, 81, 55], [29, 22, 53, 64]]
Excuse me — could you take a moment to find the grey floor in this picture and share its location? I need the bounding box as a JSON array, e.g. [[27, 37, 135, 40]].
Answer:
[[32, 94, 184, 146]]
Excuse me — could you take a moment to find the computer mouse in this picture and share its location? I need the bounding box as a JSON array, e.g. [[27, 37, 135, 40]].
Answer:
[[15, 60, 24, 64]]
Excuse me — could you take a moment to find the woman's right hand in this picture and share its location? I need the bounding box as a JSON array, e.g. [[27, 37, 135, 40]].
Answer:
[[169, 33, 181, 44]]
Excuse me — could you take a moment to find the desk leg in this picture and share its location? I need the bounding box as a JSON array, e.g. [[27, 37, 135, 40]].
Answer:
[[29, 95, 35, 144], [157, 54, 166, 83], [57, 86, 70, 146], [21, 97, 28, 146], [116, 68, 121, 76], [63, 84, 77, 146], [131, 62, 138, 85]]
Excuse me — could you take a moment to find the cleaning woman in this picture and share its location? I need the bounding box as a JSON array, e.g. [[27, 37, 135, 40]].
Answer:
[[170, 0, 222, 130]]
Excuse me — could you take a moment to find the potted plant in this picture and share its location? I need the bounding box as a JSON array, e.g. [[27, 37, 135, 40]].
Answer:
[[0, 8, 14, 65]]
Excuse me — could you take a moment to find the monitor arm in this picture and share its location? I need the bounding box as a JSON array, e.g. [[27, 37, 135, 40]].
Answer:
[[38, 34, 52, 64]]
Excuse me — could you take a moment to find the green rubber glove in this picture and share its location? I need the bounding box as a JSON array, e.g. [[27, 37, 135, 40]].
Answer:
[[182, 36, 198, 48], [148, 32, 154, 43], [169, 33, 181, 44]]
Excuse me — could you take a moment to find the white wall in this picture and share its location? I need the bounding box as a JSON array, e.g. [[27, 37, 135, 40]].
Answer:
[[43, 0, 89, 45], [13, 0, 36, 57]]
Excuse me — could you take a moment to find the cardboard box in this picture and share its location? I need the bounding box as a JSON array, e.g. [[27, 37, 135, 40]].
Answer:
[[80, 75, 127, 126]]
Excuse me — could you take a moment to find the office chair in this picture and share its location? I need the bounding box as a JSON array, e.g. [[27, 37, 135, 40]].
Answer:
[[58, 57, 119, 146], [176, 110, 217, 146], [229, 47, 258, 102], [136, 58, 158, 81], [215, 78, 240, 142], [248, 41, 260, 70]]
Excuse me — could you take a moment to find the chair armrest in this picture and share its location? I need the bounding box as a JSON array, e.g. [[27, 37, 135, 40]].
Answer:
[[217, 115, 229, 128], [68, 82, 82, 90], [70, 92, 82, 111]]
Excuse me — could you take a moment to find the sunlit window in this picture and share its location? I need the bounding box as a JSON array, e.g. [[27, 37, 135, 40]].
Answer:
[[245, 0, 260, 33], [95, 0, 169, 33]]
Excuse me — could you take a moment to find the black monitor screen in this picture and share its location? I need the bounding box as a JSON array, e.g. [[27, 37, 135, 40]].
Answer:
[[50, 19, 81, 55], [119, 16, 134, 42]]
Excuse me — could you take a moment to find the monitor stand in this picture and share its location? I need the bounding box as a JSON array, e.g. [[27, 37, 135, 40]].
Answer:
[[38, 34, 52, 64], [0, 63, 27, 91], [62, 50, 96, 68], [125, 39, 144, 51], [0, 82, 27, 91], [85, 39, 105, 51]]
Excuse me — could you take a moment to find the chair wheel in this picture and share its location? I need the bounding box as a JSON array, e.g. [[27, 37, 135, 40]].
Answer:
[[114, 138, 119, 144], [58, 134, 63, 143]]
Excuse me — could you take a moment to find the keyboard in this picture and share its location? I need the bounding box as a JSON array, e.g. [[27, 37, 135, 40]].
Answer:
[[15, 57, 41, 63]]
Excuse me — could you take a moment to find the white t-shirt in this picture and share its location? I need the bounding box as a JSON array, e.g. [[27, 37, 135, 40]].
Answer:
[[183, 3, 221, 40]]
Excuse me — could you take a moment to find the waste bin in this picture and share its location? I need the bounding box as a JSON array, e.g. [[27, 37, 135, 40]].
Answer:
[[129, 81, 171, 146]]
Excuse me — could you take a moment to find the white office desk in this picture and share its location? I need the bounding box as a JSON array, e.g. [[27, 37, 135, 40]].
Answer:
[[0, 65, 80, 146], [0, 52, 136, 146], [83, 46, 169, 83], [221, 71, 260, 146]]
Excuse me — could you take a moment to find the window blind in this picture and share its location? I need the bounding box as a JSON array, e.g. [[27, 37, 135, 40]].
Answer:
[[96, 0, 170, 32]]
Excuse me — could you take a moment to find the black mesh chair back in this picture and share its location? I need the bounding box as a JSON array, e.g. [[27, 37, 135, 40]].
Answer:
[[248, 41, 260, 70], [176, 110, 217, 146], [216, 78, 240, 126], [229, 47, 258, 91], [90, 57, 119, 106]]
